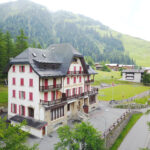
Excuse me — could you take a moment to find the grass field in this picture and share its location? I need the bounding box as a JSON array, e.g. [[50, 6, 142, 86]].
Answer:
[[98, 84, 150, 101], [0, 86, 8, 106], [110, 113, 142, 150], [93, 70, 133, 86]]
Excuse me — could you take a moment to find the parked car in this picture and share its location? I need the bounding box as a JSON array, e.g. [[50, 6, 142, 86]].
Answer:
[[109, 100, 117, 104]]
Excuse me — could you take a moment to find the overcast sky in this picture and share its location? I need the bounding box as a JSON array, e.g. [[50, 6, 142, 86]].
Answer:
[[1, 0, 150, 41]]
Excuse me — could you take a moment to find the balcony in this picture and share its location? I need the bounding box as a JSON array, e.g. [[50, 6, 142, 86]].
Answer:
[[85, 79, 94, 84], [67, 71, 84, 76], [40, 98, 66, 107], [40, 88, 99, 107], [39, 84, 62, 92]]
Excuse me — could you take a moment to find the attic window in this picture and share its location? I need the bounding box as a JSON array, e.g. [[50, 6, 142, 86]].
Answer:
[[73, 58, 77, 62], [32, 53, 36, 57], [42, 53, 46, 58]]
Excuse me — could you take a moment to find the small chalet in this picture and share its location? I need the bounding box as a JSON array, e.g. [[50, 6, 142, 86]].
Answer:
[[122, 69, 145, 83]]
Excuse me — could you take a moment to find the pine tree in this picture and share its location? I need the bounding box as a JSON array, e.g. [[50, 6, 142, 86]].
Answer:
[[15, 29, 28, 55]]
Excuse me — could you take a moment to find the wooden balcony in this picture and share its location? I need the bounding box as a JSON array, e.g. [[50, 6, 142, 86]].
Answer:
[[40, 88, 99, 107], [85, 79, 94, 84], [40, 98, 66, 106], [67, 71, 84, 76], [39, 84, 62, 92]]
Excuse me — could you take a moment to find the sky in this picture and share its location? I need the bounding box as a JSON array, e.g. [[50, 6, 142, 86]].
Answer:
[[0, 0, 150, 41]]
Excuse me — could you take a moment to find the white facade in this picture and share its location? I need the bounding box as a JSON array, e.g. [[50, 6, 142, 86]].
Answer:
[[122, 72, 143, 83], [8, 57, 97, 138]]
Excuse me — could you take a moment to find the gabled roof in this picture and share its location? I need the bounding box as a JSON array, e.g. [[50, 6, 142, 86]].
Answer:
[[9, 43, 96, 77]]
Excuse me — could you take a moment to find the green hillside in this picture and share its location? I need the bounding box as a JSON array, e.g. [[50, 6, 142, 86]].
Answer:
[[0, 0, 150, 66]]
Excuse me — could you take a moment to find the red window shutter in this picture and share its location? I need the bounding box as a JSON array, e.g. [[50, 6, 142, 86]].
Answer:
[[19, 66, 21, 72], [29, 92, 33, 101], [20, 78, 24, 86], [44, 92, 48, 101], [30, 66, 32, 73], [69, 89, 71, 96], [13, 90, 15, 98], [15, 104, 17, 113], [74, 66, 76, 74], [23, 106, 25, 116], [29, 79, 33, 87], [11, 104, 12, 112], [24, 92, 25, 99], [74, 77, 76, 83], [13, 66, 15, 72], [79, 76, 81, 82], [12, 78, 16, 85], [23, 66, 25, 72], [67, 77, 70, 84], [79, 66, 82, 73]]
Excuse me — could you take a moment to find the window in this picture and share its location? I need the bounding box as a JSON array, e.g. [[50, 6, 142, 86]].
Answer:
[[28, 107, 34, 118], [20, 78, 24, 86], [29, 79, 33, 87], [29, 66, 32, 73], [44, 92, 48, 101], [51, 91, 55, 101], [19, 105, 25, 116], [12, 65, 15, 72], [67, 104, 70, 111], [79, 66, 82, 73], [12, 90, 16, 98], [67, 77, 70, 84], [11, 103, 17, 113], [29, 92, 33, 101], [19, 91, 25, 99], [51, 106, 64, 121], [66, 89, 71, 97], [12, 78, 16, 85], [73, 77, 76, 83], [72, 88, 76, 96], [78, 87, 82, 94], [79, 76, 82, 83], [19, 66, 25, 72]]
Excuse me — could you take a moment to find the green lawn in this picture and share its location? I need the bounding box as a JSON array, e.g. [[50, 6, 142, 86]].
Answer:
[[0, 86, 8, 106], [110, 113, 142, 150], [93, 70, 133, 86], [98, 84, 150, 101]]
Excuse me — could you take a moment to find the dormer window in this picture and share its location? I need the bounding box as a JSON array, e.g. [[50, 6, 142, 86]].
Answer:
[[73, 58, 77, 62], [19, 66, 25, 72]]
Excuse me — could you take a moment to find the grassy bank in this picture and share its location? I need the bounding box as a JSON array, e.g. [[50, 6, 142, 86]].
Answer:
[[0, 86, 8, 107], [110, 113, 143, 150], [98, 84, 150, 101]]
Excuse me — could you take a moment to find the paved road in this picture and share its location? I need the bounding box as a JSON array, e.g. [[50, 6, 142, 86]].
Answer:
[[119, 112, 150, 150], [27, 101, 126, 150]]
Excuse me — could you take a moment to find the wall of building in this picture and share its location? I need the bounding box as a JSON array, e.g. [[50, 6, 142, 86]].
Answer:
[[11, 121, 44, 138], [8, 64, 41, 120], [122, 72, 142, 83]]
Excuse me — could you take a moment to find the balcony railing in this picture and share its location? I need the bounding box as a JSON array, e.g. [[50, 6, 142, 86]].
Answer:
[[40, 98, 66, 106], [39, 84, 62, 91], [40, 88, 99, 107], [67, 71, 84, 75], [85, 79, 94, 83]]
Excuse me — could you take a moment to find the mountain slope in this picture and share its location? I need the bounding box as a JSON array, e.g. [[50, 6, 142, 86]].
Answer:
[[0, 0, 150, 66]]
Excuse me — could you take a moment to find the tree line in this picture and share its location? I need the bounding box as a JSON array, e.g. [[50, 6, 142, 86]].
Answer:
[[0, 29, 41, 78]]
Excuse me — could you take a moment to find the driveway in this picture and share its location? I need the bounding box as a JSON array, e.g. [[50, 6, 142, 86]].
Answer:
[[119, 112, 150, 150], [27, 101, 126, 150]]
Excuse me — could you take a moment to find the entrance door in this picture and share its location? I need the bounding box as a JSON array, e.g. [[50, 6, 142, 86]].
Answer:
[[53, 78, 56, 88], [44, 79, 48, 90], [42, 127, 45, 136]]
